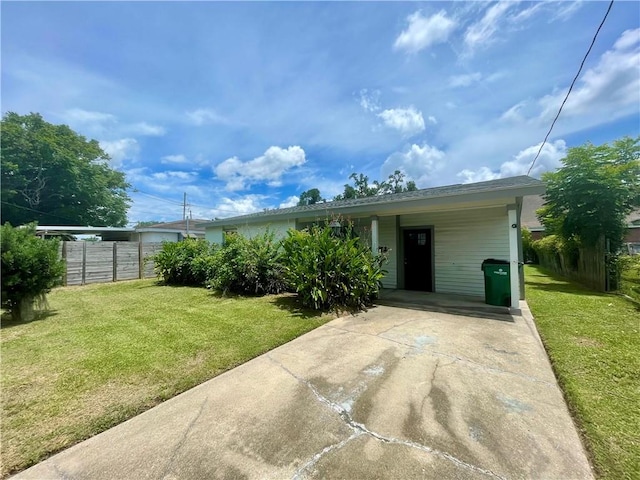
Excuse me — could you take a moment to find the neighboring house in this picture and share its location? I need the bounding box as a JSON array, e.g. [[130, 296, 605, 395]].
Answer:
[[131, 219, 207, 242], [521, 195, 640, 254], [35, 219, 206, 242], [201, 176, 545, 310]]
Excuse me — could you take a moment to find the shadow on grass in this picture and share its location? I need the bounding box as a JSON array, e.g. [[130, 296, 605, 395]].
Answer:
[[0, 309, 59, 329], [270, 295, 327, 320]]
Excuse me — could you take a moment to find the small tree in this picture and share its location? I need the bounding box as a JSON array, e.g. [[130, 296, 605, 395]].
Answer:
[[297, 188, 324, 206], [538, 136, 640, 253], [1, 223, 65, 321]]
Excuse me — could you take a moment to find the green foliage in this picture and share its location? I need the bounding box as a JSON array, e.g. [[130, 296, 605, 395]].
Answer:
[[207, 232, 288, 295], [153, 239, 216, 286], [297, 188, 324, 206], [538, 136, 640, 252], [333, 170, 418, 201], [281, 224, 386, 311], [1, 223, 65, 321], [521, 227, 538, 263], [1, 112, 131, 227]]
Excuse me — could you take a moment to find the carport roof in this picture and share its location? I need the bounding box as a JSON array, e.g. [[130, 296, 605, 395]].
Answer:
[[200, 175, 545, 228]]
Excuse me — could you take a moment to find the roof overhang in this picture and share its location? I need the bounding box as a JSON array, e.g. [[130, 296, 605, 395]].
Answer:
[[204, 181, 546, 228]]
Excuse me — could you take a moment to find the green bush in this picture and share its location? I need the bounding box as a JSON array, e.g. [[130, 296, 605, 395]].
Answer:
[[521, 227, 538, 264], [1, 223, 65, 321], [207, 231, 288, 295], [282, 224, 386, 312], [153, 239, 217, 286]]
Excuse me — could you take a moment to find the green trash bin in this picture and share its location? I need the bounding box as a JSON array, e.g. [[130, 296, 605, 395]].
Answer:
[[481, 259, 511, 306]]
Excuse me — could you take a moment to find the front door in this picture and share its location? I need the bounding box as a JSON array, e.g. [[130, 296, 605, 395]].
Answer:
[[403, 229, 433, 291]]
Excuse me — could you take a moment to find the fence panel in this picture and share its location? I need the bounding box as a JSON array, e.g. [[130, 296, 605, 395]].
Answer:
[[58, 241, 164, 286]]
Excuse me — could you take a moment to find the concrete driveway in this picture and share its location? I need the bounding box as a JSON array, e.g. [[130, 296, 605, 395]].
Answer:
[[14, 303, 593, 479]]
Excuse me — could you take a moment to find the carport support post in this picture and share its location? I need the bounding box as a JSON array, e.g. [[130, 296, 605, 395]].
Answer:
[[371, 215, 379, 254], [507, 205, 520, 310]]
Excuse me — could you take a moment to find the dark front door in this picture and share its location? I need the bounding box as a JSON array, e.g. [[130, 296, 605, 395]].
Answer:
[[403, 229, 433, 291]]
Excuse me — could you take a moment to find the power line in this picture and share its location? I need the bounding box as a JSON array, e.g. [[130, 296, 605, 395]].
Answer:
[[527, 0, 614, 176], [1, 201, 82, 224]]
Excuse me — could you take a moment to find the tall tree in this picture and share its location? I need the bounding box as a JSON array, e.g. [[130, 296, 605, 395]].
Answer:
[[297, 188, 324, 206], [1, 112, 130, 226], [333, 170, 418, 201], [537, 136, 640, 252]]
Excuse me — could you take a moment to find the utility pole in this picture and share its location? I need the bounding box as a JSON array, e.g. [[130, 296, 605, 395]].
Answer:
[[183, 192, 187, 220]]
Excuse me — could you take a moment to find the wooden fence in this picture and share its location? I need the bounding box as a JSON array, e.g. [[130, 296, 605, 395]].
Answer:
[[58, 241, 164, 286], [537, 238, 607, 291]]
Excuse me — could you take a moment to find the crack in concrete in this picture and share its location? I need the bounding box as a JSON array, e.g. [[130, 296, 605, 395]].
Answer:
[[51, 462, 75, 480], [160, 396, 208, 480], [291, 432, 363, 480], [326, 324, 555, 387], [267, 355, 505, 480]]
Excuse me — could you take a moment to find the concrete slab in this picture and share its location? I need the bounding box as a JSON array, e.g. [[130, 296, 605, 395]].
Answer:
[[13, 303, 594, 480]]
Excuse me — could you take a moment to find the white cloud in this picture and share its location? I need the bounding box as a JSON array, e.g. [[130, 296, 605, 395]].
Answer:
[[186, 108, 230, 126], [552, 1, 584, 22], [381, 143, 446, 187], [358, 88, 381, 112], [151, 171, 196, 181], [457, 139, 567, 183], [127, 122, 166, 136], [449, 72, 482, 88], [210, 195, 267, 219], [500, 102, 527, 123], [214, 145, 307, 191], [62, 108, 116, 125], [161, 154, 188, 165], [100, 138, 139, 167], [536, 28, 640, 121], [394, 10, 456, 54], [279, 196, 299, 209], [377, 106, 425, 137], [464, 2, 514, 52], [427, 116, 438, 125]]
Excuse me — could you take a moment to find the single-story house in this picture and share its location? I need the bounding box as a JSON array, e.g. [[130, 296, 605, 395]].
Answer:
[[34, 219, 206, 242], [201, 175, 546, 310], [521, 195, 640, 254]]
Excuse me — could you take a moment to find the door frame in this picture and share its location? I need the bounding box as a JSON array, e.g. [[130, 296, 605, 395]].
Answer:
[[398, 225, 435, 292]]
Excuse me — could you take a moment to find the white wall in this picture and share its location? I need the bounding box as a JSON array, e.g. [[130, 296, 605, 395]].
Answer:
[[205, 219, 296, 245], [139, 231, 180, 243], [399, 206, 509, 297], [378, 216, 398, 288]]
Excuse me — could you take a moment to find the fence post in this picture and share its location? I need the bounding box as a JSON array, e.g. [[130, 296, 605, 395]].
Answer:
[[81, 241, 87, 285], [61, 241, 68, 286], [138, 242, 144, 280], [113, 242, 118, 282]]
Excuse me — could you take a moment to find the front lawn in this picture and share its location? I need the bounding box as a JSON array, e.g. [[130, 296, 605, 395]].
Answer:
[[1, 280, 331, 477], [525, 266, 640, 480]]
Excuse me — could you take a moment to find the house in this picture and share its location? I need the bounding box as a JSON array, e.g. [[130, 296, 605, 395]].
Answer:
[[131, 219, 207, 242], [521, 195, 640, 254], [202, 175, 545, 310], [34, 219, 206, 242]]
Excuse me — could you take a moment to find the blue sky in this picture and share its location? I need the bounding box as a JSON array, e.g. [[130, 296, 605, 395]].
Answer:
[[2, 1, 639, 224]]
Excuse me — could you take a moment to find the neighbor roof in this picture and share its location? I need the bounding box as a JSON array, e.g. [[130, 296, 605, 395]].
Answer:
[[201, 175, 545, 228]]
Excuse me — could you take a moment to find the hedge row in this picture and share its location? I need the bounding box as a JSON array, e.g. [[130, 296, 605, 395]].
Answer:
[[153, 226, 386, 312]]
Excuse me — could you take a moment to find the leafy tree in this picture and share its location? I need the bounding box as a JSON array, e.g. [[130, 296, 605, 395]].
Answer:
[[1, 112, 131, 226], [134, 220, 161, 228], [297, 188, 324, 206], [333, 170, 418, 201], [1, 223, 65, 321], [537, 136, 640, 253]]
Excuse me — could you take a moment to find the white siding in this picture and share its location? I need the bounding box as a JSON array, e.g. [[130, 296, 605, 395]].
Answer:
[[400, 206, 509, 297], [378, 216, 398, 288], [237, 219, 296, 240], [206, 228, 224, 245], [139, 232, 180, 243]]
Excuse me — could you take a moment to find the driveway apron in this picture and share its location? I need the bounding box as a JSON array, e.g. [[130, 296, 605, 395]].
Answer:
[[14, 303, 593, 479]]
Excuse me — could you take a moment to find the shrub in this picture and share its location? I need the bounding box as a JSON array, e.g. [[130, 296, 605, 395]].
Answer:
[[521, 227, 538, 264], [1, 223, 65, 321], [153, 239, 216, 286], [207, 231, 288, 295], [281, 224, 386, 312]]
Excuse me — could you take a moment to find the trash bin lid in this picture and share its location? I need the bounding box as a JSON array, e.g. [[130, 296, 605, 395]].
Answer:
[[481, 258, 510, 269]]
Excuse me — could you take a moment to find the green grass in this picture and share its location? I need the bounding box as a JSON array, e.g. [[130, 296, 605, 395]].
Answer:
[[619, 263, 640, 304], [525, 266, 640, 480], [1, 280, 331, 477]]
